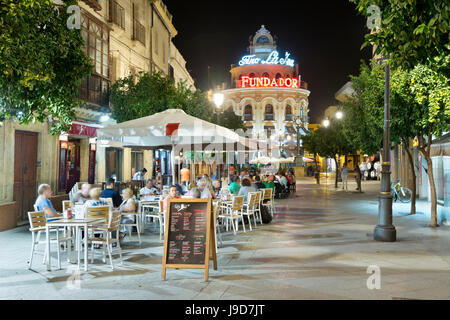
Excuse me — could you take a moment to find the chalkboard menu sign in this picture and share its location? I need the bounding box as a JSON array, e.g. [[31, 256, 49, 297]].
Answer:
[[162, 199, 217, 281]]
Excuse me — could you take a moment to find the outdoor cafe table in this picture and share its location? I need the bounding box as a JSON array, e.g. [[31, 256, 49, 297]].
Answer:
[[139, 200, 160, 232], [45, 217, 105, 272]]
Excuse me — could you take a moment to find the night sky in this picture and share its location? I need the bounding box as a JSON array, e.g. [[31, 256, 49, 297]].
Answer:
[[164, 0, 373, 123]]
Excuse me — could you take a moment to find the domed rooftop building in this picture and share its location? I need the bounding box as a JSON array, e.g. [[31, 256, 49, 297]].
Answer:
[[220, 25, 310, 159]]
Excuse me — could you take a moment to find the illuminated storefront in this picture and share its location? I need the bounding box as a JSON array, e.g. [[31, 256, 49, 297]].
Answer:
[[221, 25, 310, 159]]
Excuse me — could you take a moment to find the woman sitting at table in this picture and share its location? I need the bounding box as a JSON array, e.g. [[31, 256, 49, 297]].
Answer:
[[184, 181, 198, 197], [117, 188, 136, 239], [237, 178, 257, 202], [212, 180, 221, 198], [82, 187, 108, 218]]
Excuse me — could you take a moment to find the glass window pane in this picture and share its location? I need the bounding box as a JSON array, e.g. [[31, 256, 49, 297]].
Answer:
[[89, 36, 95, 49], [103, 64, 108, 77], [102, 42, 108, 54], [103, 54, 108, 65], [96, 63, 101, 74], [89, 47, 95, 60]]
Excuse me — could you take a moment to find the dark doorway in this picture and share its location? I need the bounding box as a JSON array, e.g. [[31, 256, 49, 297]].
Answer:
[[66, 139, 81, 193], [14, 131, 38, 223], [105, 147, 123, 182]]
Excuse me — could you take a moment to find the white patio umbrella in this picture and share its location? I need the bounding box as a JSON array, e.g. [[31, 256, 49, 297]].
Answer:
[[97, 109, 241, 148], [97, 109, 256, 184]]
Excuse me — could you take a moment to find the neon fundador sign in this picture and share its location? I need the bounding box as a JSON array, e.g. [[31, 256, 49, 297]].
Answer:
[[239, 76, 300, 89]]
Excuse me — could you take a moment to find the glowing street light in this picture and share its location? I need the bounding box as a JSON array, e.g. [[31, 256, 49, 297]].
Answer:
[[100, 115, 110, 122], [335, 111, 343, 119], [323, 119, 330, 127], [213, 93, 224, 109]]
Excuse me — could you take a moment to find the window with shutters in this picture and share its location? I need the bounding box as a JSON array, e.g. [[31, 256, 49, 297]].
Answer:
[[109, 0, 125, 29], [132, 4, 145, 45], [79, 14, 110, 108]]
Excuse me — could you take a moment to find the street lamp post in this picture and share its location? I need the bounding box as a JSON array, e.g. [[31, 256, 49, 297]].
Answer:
[[293, 115, 304, 167], [374, 58, 396, 242], [213, 92, 224, 180]]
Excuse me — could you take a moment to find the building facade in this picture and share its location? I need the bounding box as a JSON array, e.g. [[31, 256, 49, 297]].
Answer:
[[220, 26, 310, 159], [0, 0, 194, 231]]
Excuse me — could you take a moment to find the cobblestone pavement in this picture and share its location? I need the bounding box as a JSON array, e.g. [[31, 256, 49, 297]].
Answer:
[[1, 177, 449, 300]]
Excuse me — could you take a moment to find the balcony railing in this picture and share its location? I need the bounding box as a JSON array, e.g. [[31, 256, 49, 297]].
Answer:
[[79, 74, 110, 109], [264, 113, 274, 121], [243, 114, 253, 121], [133, 19, 146, 45]]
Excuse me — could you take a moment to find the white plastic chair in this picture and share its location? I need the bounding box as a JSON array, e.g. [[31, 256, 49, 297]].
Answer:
[[254, 191, 263, 225], [27, 211, 73, 270], [219, 195, 244, 235], [88, 211, 123, 270], [242, 192, 257, 231], [120, 200, 141, 244], [262, 188, 275, 217]]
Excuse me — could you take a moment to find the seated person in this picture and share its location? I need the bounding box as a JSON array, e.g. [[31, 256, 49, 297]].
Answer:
[[252, 175, 266, 190], [279, 173, 288, 188], [72, 183, 92, 204], [35, 184, 61, 219], [238, 178, 257, 202], [263, 175, 276, 191], [132, 168, 147, 181], [117, 188, 136, 237], [229, 176, 241, 195], [174, 183, 185, 196], [82, 187, 108, 218], [163, 185, 181, 211], [185, 182, 198, 197], [212, 180, 221, 197], [199, 178, 216, 199], [101, 178, 122, 207], [191, 188, 202, 199], [139, 178, 159, 201]]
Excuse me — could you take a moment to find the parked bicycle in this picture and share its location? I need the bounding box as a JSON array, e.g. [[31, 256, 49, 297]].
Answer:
[[391, 179, 412, 203]]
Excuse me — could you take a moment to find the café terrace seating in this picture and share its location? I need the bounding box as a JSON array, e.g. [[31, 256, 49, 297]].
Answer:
[[25, 179, 285, 273]]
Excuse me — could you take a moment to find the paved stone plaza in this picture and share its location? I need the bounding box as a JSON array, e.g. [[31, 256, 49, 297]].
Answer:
[[1, 178, 449, 300]]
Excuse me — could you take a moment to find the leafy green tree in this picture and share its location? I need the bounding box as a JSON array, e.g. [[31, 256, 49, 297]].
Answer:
[[341, 61, 419, 214], [394, 62, 449, 226], [341, 59, 449, 222], [303, 120, 354, 188], [110, 71, 246, 131], [216, 107, 247, 132], [110, 72, 179, 123], [0, 0, 93, 134], [351, 0, 449, 70]]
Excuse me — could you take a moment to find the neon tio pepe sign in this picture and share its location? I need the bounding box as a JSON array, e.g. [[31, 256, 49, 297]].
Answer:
[[238, 51, 295, 67], [240, 76, 300, 89]]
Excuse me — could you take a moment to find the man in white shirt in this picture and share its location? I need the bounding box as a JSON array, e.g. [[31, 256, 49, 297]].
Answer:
[[132, 168, 147, 181], [140, 178, 159, 201]]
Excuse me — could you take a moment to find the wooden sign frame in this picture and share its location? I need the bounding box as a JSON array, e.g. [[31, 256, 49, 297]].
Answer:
[[162, 198, 217, 281]]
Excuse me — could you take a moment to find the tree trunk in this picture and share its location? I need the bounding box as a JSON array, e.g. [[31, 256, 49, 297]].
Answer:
[[404, 143, 416, 215], [424, 153, 438, 226], [334, 156, 338, 188]]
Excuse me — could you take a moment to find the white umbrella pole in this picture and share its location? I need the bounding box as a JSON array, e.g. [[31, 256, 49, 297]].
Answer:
[[171, 143, 176, 185]]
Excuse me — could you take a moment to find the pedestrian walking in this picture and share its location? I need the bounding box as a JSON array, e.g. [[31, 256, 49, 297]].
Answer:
[[355, 165, 362, 192], [341, 163, 349, 191]]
